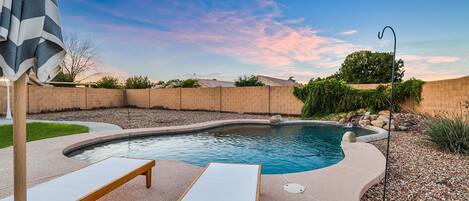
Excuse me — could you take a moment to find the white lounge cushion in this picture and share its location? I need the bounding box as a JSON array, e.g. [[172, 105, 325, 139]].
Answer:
[[180, 163, 260, 201], [1, 157, 153, 201]]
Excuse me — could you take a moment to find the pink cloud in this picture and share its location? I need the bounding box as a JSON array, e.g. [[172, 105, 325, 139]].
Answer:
[[400, 54, 463, 81], [426, 56, 461, 64], [400, 54, 461, 64], [170, 5, 363, 69], [74, 1, 363, 71]]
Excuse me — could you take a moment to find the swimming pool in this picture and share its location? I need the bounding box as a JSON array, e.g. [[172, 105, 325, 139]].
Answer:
[[67, 123, 374, 174]]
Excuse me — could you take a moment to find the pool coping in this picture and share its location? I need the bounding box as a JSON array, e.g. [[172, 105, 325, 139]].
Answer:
[[0, 119, 387, 201], [62, 119, 388, 155]]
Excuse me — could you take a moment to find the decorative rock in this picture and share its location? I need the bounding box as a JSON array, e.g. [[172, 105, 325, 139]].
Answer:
[[339, 117, 348, 124], [359, 119, 371, 127], [364, 112, 371, 116], [398, 125, 408, 131], [371, 120, 386, 128], [342, 131, 357, 143], [370, 115, 378, 120], [383, 123, 396, 131], [379, 110, 390, 116], [357, 108, 367, 114], [378, 115, 390, 123], [270, 115, 283, 124]]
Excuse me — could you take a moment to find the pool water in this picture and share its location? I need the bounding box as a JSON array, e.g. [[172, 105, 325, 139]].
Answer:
[[68, 124, 373, 174]]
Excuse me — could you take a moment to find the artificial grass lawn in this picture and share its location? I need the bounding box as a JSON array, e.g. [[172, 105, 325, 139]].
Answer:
[[0, 122, 89, 148]]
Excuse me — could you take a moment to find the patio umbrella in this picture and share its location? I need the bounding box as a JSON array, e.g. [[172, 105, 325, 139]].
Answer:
[[0, 0, 65, 200]]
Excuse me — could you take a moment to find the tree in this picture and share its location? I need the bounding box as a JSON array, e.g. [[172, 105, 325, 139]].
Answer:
[[181, 79, 200, 88], [234, 75, 265, 87], [95, 76, 121, 89], [59, 34, 98, 82], [50, 72, 75, 87], [124, 76, 152, 89], [157, 79, 200, 88], [336, 50, 404, 84]]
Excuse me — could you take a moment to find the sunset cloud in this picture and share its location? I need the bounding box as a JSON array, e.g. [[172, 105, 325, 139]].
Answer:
[[68, 0, 362, 71], [61, 0, 469, 82], [400, 54, 461, 64], [338, 30, 358, 35]]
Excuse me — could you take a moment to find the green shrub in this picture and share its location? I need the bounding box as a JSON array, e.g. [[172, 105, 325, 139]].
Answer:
[[294, 78, 423, 118], [235, 75, 264, 87], [51, 72, 75, 87], [181, 79, 200, 88], [157, 79, 200, 88], [94, 76, 121, 89], [424, 115, 469, 154], [124, 75, 152, 89]]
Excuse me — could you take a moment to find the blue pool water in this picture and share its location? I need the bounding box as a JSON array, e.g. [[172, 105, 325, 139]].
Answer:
[[68, 124, 373, 174]]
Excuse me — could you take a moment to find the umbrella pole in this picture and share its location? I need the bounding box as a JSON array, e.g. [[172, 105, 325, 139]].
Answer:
[[13, 73, 27, 201]]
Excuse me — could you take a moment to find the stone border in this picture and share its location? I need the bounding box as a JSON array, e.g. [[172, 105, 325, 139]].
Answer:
[[63, 119, 386, 155]]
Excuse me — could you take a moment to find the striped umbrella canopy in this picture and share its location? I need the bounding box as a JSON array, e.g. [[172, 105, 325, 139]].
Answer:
[[0, 0, 65, 82], [0, 1, 65, 200]]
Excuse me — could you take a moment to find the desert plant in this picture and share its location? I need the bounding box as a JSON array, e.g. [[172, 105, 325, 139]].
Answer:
[[94, 76, 121, 89], [124, 75, 152, 89], [424, 115, 469, 154], [234, 75, 264, 87]]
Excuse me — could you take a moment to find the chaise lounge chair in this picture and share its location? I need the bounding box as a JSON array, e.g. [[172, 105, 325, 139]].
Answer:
[[178, 163, 261, 201], [1, 157, 155, 201]]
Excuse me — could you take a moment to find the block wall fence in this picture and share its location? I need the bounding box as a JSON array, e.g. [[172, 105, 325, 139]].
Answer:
[[124, 86, 304, 115], [0, 86, 125, 114], [0, 76, 468, 116]]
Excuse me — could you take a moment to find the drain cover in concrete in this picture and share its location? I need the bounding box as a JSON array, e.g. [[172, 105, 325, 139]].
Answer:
[[283, 183, 305, 193]]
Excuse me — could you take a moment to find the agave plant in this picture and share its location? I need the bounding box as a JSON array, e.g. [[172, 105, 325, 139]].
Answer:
[[424, 115, 469, 154]]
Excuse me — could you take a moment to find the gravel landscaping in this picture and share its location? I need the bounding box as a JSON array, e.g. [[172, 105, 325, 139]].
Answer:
[[29, 108, 468, 200], [362, 126, 469, 200], [29, 108, 275, 129]]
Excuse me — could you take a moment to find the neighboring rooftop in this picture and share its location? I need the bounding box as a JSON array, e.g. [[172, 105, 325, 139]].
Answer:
[[257, 75, 300, 87], [197, 79, 235, 88]]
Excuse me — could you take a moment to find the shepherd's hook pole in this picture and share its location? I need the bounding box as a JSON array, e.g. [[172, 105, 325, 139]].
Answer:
[[378, 25, 397, 201]]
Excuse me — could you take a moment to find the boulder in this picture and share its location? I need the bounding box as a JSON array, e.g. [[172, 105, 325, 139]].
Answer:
[[359, 119, 371, 127], [379, 110, 390, 116], [339, 117, 349, 124], [362, 115, 371, 120], [398, 125, 408, 131], [270, 115, 283, 124], [357, 108, 367, 115], [378, 115, 390, 123], [383, 123, 396, 131], [370, 114, 378, 120], [371, 120, 386, 128], [342, 131, 357, 143], [364, 112, 371, 116]]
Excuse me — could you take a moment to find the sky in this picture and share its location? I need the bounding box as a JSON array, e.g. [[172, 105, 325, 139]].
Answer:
[[60, 0, 469, 83]]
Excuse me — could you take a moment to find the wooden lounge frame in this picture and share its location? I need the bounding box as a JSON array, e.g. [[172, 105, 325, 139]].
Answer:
[[79, 159, 155, 201], [178, 163, 261, 201], [0, 157, 155, 201]]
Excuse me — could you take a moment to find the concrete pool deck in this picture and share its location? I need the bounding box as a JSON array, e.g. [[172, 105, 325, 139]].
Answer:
[[0, 119, 387, 201]]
